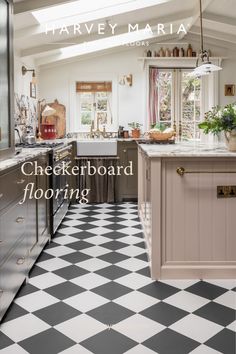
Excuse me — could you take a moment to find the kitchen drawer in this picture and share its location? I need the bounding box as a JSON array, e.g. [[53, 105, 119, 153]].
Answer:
[[0, 199, 27, 265], [0, 166, 27, 212], [0, 236, 27, 322]]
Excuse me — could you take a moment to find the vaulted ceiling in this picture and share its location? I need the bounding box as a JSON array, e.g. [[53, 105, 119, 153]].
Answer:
[[13, 0, 236, 67]]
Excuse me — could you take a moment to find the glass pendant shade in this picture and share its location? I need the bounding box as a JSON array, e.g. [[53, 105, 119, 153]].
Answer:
[[192, 61, 222, 76]]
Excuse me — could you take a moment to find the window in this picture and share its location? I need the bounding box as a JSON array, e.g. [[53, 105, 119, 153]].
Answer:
[[150, 68, 202, 140], [77, 82, 112, 130]]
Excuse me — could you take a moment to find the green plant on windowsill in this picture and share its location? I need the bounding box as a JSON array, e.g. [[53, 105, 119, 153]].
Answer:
[[198, 103, 236, 151]]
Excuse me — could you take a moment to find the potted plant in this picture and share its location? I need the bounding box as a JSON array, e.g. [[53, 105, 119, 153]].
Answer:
[[198, 103, 236, 151], [128, 122, 142, 138]]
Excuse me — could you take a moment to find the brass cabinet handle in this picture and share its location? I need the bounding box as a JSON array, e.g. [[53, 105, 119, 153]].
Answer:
[[16, 179, 25, 185], [123, 149, 127, 153], [15, 217, 25, 223], [16, 257, 25, 265], [177, 167, 236, 176], [0, 193, 3, 199]]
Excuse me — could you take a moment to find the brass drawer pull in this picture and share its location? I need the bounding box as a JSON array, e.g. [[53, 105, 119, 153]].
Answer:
[[16, 257, 25, 265], [123, 149, 127, 153], [15, 217, 25, 223], [0, 193, 3, 199], [177, 167, 236, 176], [17, 179, 25, 185]]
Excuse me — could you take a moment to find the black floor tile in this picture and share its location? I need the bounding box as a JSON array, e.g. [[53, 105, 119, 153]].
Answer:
[[81, 329, 137, 354], [33, 302, 80, 326], [186, 281, 228, 300], [53, 265, 89, 280], [19, 328, 76, 354], [92, 282, 132, 300], [139, 281, 179, 300], [141, 302, 188, 326], [1, 303, 28, 323], [0, 332, 14, 349], [29, 265, 48, 278], [88, 302, 135, 325], [98, 252, 129, 264], [136, 266, 151, 278], [66, 240, 94, 251], [102, 231, 128, 240], [95, 265, 130, 280], [205, 329, 236, 354], [143, 328, 199, 354], [44, 281, 85, 300], [16, 283, 39, 298], [101, 241, 128, 251], [135, 253, 148, 262], [194, 301, 236, 326], [60, 252, 91, 264]]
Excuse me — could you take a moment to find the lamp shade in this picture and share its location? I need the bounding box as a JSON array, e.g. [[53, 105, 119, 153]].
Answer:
[[42, 105, 56, 117], [192, 62, 222, 77]]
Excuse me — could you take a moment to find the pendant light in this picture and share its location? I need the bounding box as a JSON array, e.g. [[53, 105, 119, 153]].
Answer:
[[192, 0, 222, 76]]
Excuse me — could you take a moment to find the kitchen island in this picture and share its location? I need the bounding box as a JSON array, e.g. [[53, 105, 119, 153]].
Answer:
[[138, 142, 236, 280]]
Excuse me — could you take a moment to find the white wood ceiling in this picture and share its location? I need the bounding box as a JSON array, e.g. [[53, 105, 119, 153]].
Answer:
[[13, 0, 236, 66]]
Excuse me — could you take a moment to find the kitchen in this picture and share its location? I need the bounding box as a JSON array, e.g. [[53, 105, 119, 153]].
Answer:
[[0, 0, 236, 353]]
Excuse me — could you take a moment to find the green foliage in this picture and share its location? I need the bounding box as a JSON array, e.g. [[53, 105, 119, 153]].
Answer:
[[198, 103, 236, 135], [151, 122, 166, 131], [128, 122, 142, 129]]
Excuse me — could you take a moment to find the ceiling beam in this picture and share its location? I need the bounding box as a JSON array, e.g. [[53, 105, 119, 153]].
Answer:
[[14, 0, 74, 15], [189, 25, 236, 44]]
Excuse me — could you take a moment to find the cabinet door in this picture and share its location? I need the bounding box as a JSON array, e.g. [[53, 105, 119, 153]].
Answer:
[[117, 142, 138, 201], [27, 173, 37, 252], [36, 155, 49, 243]]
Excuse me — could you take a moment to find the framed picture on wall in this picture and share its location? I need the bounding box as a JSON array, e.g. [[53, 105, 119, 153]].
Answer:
[[225, 84, 235, 96], [30, 82, 36, 98]]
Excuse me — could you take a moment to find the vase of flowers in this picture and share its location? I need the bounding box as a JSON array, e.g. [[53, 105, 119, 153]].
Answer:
[[198, 103, 236, 151]]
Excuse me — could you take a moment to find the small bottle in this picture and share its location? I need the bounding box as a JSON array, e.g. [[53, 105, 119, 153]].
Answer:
[[173, 47, 178, 57], [159, 47, 165, 57], [165, 48, 171, 57], [180, 48, 185, 57], [187, 44, 193, 57], [147, 50, 152, 57]]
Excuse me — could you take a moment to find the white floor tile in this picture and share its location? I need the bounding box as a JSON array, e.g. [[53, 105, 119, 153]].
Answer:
[[124, 345, 157, 354], [114, 291, 159, 312], [29, 272, 65, 289], [0, 314, 50, 342], [59, 344, 93, 354], [66, 213, 88, 219], [115, 273, 153, 290], [190, 344, 222, 353], [90, 220, 113, 227], [118, 227, 142, 236], [114, 314, 165, 342], [58, 227, 81, 235], [117, 246, 145, 257], [117, 220, 141, 227], [62, 219, 86, 227], [37, 258, 71, 271], [116, 258, 147, 272], [86, 236, 111, 245], [55, 314, 106, 342], [0, 344, 29, 354], [64, 291, 109, 312], [170, 314, 223, 343], [92, 213, 114, 220], [163, 291, 209, 312], [118, 236, 142, 245], [44, 245, 75, 257], [227, 320, 236, 332], [76, 258, 110, 271], [14, 291, 59, 312], [159, 279, 199, 290], [87, 227, 111, 235], [204, 279, 236, 290], [53, 236, 79, 245], [80, 245, 111, 257], [214, 291, 236, 310], [70, 273, 109, 290]]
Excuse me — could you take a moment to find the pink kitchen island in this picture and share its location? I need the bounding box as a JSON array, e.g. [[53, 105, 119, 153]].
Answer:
[[138, 142, 236, 280]]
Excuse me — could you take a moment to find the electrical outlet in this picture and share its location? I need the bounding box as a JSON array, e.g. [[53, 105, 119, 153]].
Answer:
[[217, 186, 236, 198]]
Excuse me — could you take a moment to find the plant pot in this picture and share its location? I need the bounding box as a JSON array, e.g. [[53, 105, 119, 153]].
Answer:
[[225, 130, 236, 152], [131, 128, 140, 139]]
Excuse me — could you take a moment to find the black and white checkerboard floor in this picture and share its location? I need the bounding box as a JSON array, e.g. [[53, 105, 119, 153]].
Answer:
[[0, 203, 235, 354]]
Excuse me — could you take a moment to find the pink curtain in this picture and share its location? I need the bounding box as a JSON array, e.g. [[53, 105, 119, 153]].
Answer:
[[148, 67, 158, 127]]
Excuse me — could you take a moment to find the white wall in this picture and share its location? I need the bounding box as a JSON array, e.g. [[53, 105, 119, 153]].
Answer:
[[14, 54, 37, 98], [39, 47, 146, 132], [38, 42, 236, 134]]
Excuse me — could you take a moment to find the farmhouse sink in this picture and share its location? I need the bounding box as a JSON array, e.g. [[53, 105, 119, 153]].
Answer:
[[77, 139, 117, 156]]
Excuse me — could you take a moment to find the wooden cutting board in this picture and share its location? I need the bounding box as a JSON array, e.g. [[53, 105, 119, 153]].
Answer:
[[42, 99, 66, 138]]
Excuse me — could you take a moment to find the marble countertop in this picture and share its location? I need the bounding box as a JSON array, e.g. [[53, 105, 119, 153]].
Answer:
[[0, 148, 52, 172], [138, 142, 236, 157]]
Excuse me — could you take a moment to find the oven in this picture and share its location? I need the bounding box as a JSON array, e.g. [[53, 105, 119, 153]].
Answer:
[[50, 144, 72, 235]]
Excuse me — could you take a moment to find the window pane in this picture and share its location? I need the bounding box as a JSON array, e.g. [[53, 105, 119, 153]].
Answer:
[[81, 112, 92, 125], [80, 93, 92, 111], [158, 72, 172, 122], [181, 72, 201, 139]]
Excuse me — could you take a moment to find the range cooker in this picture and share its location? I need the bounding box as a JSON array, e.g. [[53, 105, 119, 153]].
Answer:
[[16, 141, 72, 235]]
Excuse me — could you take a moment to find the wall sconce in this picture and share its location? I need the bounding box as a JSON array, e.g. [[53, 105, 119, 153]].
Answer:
[[22, 65, 37, 84], [119, 74, 133, 87]]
